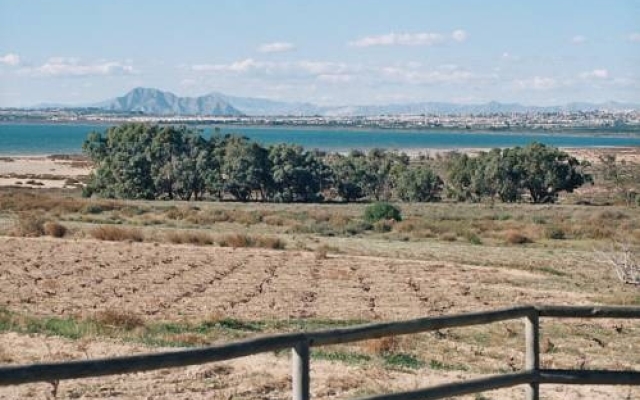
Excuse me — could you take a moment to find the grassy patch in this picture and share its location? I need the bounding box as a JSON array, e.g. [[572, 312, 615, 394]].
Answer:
[[382, 353, 425, 370], [429, 359, 469, 371], [312, 349, 372, 365]]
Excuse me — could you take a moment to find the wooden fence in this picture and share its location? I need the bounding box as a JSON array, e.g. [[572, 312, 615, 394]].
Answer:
[[0, 305, 639, 400]]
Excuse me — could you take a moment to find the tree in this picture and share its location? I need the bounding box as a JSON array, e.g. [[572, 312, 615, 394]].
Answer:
[[444, 144, 591, 204], [268, 144, 331, 202], [82, 123, 156, 199], [327, 151, 367, 202], [220, 135, 271, 201], [518, 143, 591, 203], [394, 164, 443, 202]]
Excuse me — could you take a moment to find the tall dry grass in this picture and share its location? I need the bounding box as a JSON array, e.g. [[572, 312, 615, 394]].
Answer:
[[90, 225, 144, 242], [218, 233, 286, 250], [165, 230, 214, 245]]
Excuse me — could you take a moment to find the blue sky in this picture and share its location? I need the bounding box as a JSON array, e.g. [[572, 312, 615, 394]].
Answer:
[[0, 0, 639, 107]]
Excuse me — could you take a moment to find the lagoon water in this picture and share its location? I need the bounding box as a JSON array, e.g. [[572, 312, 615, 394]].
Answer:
[[1, 123, 640, 155]]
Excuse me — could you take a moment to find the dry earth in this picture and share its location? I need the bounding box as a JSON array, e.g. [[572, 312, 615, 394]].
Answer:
[[0, 237, 638, 399], [0, 237, 608, 320]]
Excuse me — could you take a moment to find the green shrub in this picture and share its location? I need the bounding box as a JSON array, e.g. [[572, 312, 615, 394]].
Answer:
[[383, 353, 425, 369], [364, 202, 402, 223]]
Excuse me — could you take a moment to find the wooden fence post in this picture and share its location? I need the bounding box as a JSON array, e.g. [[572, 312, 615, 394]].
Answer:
[[292, 340, 310, 400], [525, 311, 540, 400]]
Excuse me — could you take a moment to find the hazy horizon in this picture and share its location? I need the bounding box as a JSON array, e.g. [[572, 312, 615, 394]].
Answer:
[[1, 0, 639, 107]]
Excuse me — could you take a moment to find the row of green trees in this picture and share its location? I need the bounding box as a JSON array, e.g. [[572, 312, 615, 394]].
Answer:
[[82, 123, 590, 203], [445, 144, 592, 203]]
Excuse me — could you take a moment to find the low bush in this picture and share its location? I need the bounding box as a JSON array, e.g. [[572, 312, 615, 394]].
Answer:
[[218, 234, 286, 250], [165, 230, 214, 246], [90, 225, 144, 242], [504, 230, 532, 244], [364, 202, 402, 223], [43, 221, 67, 238]]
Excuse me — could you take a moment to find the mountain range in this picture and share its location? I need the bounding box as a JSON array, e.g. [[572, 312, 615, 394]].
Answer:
[[56, 87, 640, 116]]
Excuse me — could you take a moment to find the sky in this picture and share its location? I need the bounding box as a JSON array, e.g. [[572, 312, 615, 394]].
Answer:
[[0, 0, 639, 107]]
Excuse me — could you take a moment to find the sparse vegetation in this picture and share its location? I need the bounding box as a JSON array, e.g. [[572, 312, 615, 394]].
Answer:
[[218, 233, 286, 249], [11, 213, 45, 237], [165, 230, 214, 246], [90, 225, 144, 242]]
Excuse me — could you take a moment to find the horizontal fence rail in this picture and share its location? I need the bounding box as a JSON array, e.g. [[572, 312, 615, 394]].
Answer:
[[0, 333, 305, 386], [0, 305, 638, 400], [356, 372, 536, 400], [308, 306, 534, 346]]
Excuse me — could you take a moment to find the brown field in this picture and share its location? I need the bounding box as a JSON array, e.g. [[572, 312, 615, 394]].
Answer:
[[0, 147, 639, 399]]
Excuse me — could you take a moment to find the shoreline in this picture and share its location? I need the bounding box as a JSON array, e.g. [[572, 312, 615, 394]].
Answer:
[[2, 120, 640, 137]]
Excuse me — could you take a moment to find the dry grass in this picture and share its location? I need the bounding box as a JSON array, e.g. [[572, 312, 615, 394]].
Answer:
[[503, 230, 532, 244], [93, 310, 145, 330], [43, 221, 67, 238], [10, 213, 46, 237], [218, 233, 286, 250], [90, 225, 144, 242], [360, 336, 400, 355], [165, 230, 214, 246]]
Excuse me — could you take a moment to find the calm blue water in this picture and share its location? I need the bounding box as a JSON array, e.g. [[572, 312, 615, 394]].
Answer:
[[1, 123, 639, 155]]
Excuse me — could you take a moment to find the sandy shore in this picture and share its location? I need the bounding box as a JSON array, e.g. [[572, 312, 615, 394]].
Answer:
[[0, 156, 91, 188]]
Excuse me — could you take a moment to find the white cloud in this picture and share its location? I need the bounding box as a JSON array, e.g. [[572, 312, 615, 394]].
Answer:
[[20, 57, 135, 77], [451, 29, 468, 42], [0, 53, 20, 66], [296, 61, 349, 75], [190, 58, 488, 91], [349, 30, 468, 47], [349, 32, 446, 47], [579, 69, 609, 79], [379, 66, 473, 84], [191, 59, 350, 77], [193, 58, 264, 73], [629, 32, 640, 42], [571, 35, 586, 44], [258, 42, 295, 53], [316, 74, 353, 83], [514, 76, 558, 90]]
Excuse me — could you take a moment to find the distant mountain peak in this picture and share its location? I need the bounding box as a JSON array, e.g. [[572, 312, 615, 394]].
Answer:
[[98, 88, 243, 116]]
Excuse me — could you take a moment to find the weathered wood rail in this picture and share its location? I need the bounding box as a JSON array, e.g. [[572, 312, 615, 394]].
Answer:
[[0, 305, 639, 399]]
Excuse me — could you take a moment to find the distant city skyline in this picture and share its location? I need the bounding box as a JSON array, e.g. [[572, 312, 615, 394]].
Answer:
[[0, 0, 639, 107]]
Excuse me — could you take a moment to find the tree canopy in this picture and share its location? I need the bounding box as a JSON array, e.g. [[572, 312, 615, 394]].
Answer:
[[83, 123, 591, 204]]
